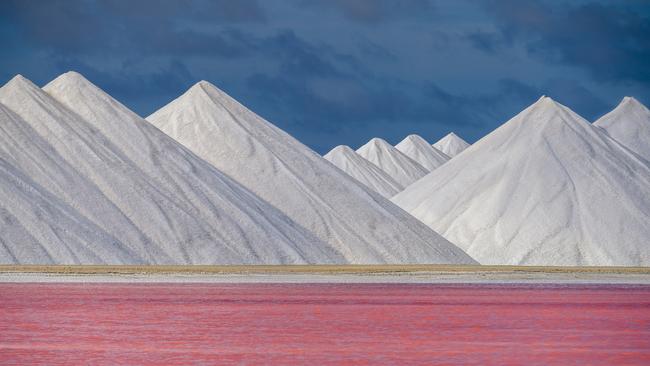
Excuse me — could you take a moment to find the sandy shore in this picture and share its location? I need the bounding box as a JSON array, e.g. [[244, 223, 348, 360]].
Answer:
[[1, 265, 650, 284]]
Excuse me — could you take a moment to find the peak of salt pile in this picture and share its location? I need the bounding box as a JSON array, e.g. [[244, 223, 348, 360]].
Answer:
[[356, 138, 429, 187], [148, 80, 475, 264], [594, 97, 650, 161], [0, 73, 343, 264], [395, 134, 450, 171], [392, 96, 650, 266], [432, 132, 470, 158], [324, 145, 404, 198]]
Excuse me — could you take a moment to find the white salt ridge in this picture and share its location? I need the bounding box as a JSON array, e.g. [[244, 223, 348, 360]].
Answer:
[[594, 97, 650, 162], [393, 96, 650, 266], [356, 138, 429, 187], [0, 73, 343, 265], [433, 132, 470, 158], [148, 81, 475, 264], [395, 134, 450, 171], [324, 145, 404, 198]]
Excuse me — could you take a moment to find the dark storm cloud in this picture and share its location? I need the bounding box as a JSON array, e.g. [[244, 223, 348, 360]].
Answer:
[[102, 0, 266, 22], [298, 0, 435, 23], [0, 0, 265, 56], [259, 31, 347, 78], [2, 0, 265, 27], [465, 32, 504, 53], [422, 79, 536, 127], [1, 0, 108, 52], [0, 0, 648, 154], [244, 64, 547, 152], [357, 40, 398, 61], [137, 28, 253, 58], [482, 0, 650, 83]]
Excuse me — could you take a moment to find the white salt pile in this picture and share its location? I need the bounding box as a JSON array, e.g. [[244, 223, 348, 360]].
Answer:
[[147, 80, 474, 264], [356, 137, 429, 187], [395, 134, 450, 171], [324, 145, 403, 198], [432, 132, 470, 158], [393, 96, 650, 266]]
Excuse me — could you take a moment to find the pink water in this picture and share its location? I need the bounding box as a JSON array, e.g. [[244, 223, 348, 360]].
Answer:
[[1, 283, 650, 365]]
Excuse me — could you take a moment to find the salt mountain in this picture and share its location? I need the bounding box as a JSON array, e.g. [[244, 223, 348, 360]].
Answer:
[[0, 128, 134, 264], [433, 132, 470, 158], [594, 97, 650, 162], [392, 96, 650, 266], [324, 145, 404, 198], [147, 81, 474, 264], [0, 73, 343, 264], [356, 138, 429, 187], [395, 134, 450, 171]]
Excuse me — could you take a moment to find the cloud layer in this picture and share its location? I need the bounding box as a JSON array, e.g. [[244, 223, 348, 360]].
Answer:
[[1, 0, 648, 153]]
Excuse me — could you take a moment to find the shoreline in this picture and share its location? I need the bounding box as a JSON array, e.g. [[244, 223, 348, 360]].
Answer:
[[2, 264, 650, 274], [2, 265, 650, 284]]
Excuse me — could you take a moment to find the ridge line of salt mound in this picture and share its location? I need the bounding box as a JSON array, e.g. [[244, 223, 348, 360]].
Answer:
[[147, 78, 476, 265], [0, 72, 344, 265], [432, 132, 470, 158], [44, 72, 346, 265], [395, 134, 449, 171], [392, 95, 650, 266], [594, 96, 650, 161], [356, 137, 429, 187], [323, 145, 404, 198]]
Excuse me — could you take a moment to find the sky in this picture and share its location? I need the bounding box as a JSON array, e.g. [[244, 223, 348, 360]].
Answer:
[[1, 0, 649, 154]]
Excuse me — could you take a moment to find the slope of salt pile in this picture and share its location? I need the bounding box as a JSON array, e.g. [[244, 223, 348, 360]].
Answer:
[[148, 80, 475, 264], [393, 96, 650, 266], [395, 134, 450, 171], [0, 73, 342, 264], [0, 99, 168, 264], [432, 132, 470, 158], [0, 149, 134, 264], [356, 138, 429, 187], [324, 145, 404, 198], [594, 97, 650, 161]]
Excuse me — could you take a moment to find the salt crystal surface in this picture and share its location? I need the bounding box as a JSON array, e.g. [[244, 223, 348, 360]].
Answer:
[[356, 137, 429, 187], [393, 96, 650, 266], [324, 145, 404, 198], [148, 81, 474, 264], [395, 134, 450, 171], [433, 132, 470, 158], [0, 73, 344, 264], [594, 97, 650, 162]]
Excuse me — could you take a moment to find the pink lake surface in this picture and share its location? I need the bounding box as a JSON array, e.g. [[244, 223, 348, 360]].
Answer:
[[1, 283, 650, 365]]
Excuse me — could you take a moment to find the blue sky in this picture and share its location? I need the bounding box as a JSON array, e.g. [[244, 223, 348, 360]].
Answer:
[[1, 0, 649, 153]]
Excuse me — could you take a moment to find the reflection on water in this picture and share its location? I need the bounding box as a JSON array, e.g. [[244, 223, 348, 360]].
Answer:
[[1, 283, 650, 365]]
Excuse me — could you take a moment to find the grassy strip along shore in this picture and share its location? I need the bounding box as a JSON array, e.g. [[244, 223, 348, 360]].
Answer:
[[1, 264, 649, 275]]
